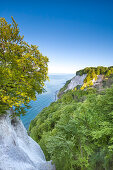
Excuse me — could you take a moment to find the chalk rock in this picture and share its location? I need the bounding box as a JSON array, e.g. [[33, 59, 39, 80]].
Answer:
[[66, 74, 87, 90], [0, 110, 55, 170]]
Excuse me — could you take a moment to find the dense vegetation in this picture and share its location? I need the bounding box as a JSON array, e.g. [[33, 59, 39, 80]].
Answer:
[[77, 66, 113, 89], [29, 73, 113, 170], [57, 79, 71, 98], [58, 66, 113, 96], [0, 17, 48, 116], [76, 66, 113, 77]]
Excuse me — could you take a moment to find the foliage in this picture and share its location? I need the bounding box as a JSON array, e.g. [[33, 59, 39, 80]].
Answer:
[[75, 66, 113, 90], [76, 66, 112, 77], [0, 17, 49, 116], [57, 79, 71, 98], [29, 86, 113, 169], [58, 66, 113, 96]]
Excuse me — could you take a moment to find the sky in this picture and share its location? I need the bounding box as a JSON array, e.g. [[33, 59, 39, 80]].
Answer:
[[0, 0, 113, 73]]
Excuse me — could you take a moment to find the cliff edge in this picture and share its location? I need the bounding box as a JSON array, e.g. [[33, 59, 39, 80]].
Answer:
[[0, 110, 55, 170]]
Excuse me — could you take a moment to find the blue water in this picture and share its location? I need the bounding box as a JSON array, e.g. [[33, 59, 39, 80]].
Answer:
[[21, 74, 74, 129]]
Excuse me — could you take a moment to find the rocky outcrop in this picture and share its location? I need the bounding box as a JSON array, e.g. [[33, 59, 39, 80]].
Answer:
[[57, 74, 87, 98], [0, 110, 55, 170], [93, 75, 104, 86], [65, 74, 87, 91]]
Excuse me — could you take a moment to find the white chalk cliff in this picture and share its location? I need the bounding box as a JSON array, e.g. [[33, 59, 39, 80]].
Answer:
[[66, 74, 87, 91], [0, 110, 55, 170]]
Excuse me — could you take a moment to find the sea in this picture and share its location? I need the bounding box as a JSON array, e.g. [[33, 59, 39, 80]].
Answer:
[[21, 74, 74, 129]]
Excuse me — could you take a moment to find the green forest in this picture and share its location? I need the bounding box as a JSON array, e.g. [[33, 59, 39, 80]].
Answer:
[[29, 68, 113, 170], [76, 66, 113, 77]]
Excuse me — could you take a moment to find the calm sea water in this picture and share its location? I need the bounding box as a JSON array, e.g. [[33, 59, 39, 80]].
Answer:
[[21, 74, 74, 129]]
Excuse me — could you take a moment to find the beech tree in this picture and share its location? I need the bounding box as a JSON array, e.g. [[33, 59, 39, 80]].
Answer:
[[0, 17, 49, 116]]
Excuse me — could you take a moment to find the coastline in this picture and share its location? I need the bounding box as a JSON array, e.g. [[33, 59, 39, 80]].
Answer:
[[55, 90, 59, 101]]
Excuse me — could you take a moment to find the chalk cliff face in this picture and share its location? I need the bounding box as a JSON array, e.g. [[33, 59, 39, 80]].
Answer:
[[58, 74, 105, 99], [66, 74, 87, 91], [0, 110, 55, 170]]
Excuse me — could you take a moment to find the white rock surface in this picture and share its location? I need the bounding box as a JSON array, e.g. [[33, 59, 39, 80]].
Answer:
[[93, 75, 104, 85], [66, 74, 87, 91], [0, 110, 55, 170]]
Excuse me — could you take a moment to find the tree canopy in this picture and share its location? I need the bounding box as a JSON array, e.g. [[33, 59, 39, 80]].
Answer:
[[29, 84, 113, 170], [0, 17, 49, 116], [76, 66, 113, 80]]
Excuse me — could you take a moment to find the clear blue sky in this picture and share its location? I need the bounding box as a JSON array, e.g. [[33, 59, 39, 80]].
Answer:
[[1, 0, 113, 73]]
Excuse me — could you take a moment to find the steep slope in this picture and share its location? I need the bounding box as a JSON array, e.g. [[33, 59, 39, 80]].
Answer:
[[29, 80, 113, 170], [29, 66, 113, 170], [58, 66, 113, 98], [0, 109, 55, 170], [66, 74, 87, 90]]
